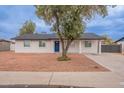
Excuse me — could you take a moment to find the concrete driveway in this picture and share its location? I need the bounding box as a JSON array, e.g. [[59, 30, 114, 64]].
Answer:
[[0, 53, 124, 88], [86, 53, 124, 77], [85, 53, 124, 87]]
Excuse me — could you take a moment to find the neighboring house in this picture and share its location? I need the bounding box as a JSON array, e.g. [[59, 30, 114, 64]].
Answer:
[[10, 40, 15, 51], [12, 33, 104, 54], [115, 37, 124, 54], [0, 39, 10, 51]]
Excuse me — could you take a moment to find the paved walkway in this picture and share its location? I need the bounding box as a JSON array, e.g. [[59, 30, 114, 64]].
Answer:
[[0, 53, 124, 88], [0, 72, 123, 88]]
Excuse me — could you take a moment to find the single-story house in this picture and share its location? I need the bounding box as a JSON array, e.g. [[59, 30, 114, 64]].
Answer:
[[0, 39, 10, 51], [12, 33, 104, 54], [115, 37, 124, 54]]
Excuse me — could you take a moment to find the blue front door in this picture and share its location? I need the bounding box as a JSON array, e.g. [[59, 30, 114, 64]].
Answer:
[[54, 41, 60, 52]]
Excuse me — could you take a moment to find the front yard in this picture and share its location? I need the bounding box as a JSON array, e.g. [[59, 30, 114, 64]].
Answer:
[[0, 51, 109, 72]]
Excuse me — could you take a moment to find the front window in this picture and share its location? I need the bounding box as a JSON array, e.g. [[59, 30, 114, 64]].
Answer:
[[39, 40, 45, 47], [85, 41, 92, 47], [24, 40, 30, 47]]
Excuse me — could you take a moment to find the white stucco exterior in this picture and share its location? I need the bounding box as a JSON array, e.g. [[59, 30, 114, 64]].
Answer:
[[81, 40, 100, 54], [117, 41, 124, 54], [15, 40, 101, 54], [10, 40, 15, 51], [15, 40, 54, 53]]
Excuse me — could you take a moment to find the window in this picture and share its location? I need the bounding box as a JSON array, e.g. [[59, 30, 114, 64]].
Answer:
[[39, 40, 45, 47], [24, 40, 30, 47], [85, 41, 92, 47]]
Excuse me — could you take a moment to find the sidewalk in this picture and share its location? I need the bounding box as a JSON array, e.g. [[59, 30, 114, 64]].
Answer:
[[0, 71, 124, 88]]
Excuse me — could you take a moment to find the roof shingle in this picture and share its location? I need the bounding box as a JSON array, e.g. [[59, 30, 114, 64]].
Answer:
[[12, 33, 104, 40], [115, 37, 124, 43]]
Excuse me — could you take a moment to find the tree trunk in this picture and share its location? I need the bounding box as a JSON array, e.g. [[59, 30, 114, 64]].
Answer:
[[54, 11, 67, 59], [60, 39, 66, 58], [62, 40, 72, 58], [54, 10, 72, 60]]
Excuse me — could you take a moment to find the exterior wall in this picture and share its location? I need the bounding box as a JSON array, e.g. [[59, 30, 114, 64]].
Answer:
[[117, 41, 124, 54], [81, 40, 100, 54], [60, 40, 100, 54], [15, 40, 54, 53], [15, 40, 101, 54], [68, 40, 80, 53], [122, 42, 124, 54], [10, 42, 15, 51], [99, 40, 102, 54], [0, 41, 10, 51], [10, 40, 15, 51]]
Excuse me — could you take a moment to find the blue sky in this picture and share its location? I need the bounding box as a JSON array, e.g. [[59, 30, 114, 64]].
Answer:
[[0, 5, 124, 40]]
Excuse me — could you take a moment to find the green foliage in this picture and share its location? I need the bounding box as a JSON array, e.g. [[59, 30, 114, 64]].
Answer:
[[35, 5, 109, 60], [60, 8, 85, 40], [102, 34, 114, 45], [19, 20, 36, 35], [35, 5, 108, 39]]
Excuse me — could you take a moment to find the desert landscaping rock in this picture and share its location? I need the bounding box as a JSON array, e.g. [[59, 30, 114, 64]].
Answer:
[[0, 51, 109, 72]]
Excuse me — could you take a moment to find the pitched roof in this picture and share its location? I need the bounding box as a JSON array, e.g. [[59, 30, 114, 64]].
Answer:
[[12, 33, 104, 40], [0, 39, 11, 42], [115, 37, 124, 43]]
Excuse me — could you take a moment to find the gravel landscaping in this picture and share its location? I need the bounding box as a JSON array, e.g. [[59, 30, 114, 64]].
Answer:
[[0, 51, 109, 72]]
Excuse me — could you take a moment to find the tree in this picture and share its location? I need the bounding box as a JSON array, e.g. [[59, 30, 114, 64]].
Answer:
[[102, 34, 114, 45], [35, 5, 109, 61], [19, 20, 36, 35]]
